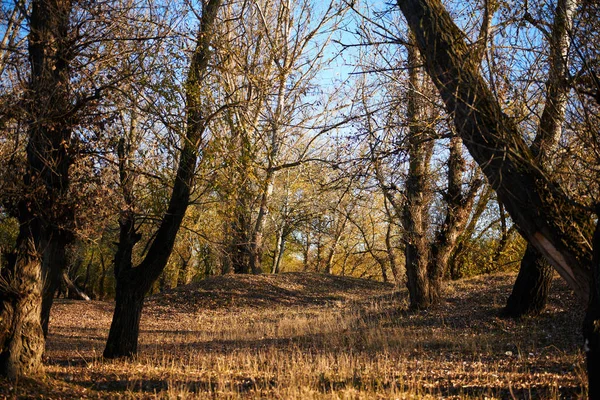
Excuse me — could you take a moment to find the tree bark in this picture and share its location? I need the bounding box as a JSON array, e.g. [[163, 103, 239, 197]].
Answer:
[[583, 205, 600, 399], [428, 137, 482, 303], [103, 277, 145, 358], [403, 36, 434, 309], [0, 223, 45, 378], [40, 228, 72, 337], [103, 0, 222, 359], [0, 0, 74, 378], [396, 0, 595, 387], [396, 0, 592, 300], [502, 243, 553, 317]]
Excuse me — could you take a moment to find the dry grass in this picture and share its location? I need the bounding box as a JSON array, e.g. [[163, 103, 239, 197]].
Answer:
[[0, 271, 588, 399]]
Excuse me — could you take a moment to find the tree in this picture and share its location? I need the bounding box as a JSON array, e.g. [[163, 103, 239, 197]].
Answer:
[[349, 23, 483, 307], [395, 0, 598, 391], [503, 0, 578, 318], [103, 0, 222, 358], [0, 0, 75, 378], [207, 0, 347, 275]]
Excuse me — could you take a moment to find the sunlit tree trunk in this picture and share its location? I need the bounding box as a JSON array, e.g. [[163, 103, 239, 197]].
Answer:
[[429, 137, 482, 303], [403, 38, 434, 309]]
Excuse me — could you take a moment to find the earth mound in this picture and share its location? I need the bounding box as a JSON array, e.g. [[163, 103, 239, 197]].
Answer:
[[146, 272, 396, 312]]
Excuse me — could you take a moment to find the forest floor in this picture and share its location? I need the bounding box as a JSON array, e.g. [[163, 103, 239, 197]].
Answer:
[[0, 271, 588, 399]]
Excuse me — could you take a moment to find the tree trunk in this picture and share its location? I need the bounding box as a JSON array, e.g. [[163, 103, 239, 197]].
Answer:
[[271, 225, 287, 274], [103, 279, 144, 358], [396, 0, 592, 299], [504, 0, 577, 315], [502, 243, 553, 317], [397, 0, 595, 386], [40, 228, 71, 337], [0, 223, 45, 378], [249, 170, 275, 274], [0, 0, 74, 378], [584, 205, 600, 399], [403, 36, 434, 309], [428, 136, 481, 303], [62, 272, 91, 301]]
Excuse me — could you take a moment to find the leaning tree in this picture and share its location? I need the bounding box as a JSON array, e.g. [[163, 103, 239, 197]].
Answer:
[[395, 0, 599, 393]]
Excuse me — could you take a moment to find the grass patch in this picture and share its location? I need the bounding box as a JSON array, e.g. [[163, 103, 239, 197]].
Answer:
[[0, 271, 587, 399]]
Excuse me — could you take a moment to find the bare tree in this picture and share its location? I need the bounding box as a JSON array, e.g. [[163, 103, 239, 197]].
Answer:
[[395, 0, 598, 390], [103, 0, 222, 359], [503, 0, 579, 318]]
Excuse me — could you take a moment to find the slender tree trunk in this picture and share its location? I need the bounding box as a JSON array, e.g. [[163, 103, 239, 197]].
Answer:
[[250, 170, 275, 274], [428, 137, 481, 303], [385, 220, 401, 285], [98, 253, 107, 300], [502, 243, 553, 317], [104, 0, 221, 358], [41, 228, 71, 337], [271, 225, 287, 274]]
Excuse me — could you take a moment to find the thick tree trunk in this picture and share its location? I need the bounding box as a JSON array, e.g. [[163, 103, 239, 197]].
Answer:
[[583, 206, 600, 398], [0, 0, 74, 378], [103, 280, 144, 358], [397, 0, 595, 387], [504, 0, 577, 315], [403, 36, 434, 309], [397, 0, 592, 299], [405, 242, 431, 309], [0, 224, 45, 378], [502, 243, 553, 318]]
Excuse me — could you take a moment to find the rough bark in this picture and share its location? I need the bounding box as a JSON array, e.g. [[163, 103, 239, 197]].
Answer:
[[403, 37, 434, 309], [583, 205, 600, 399], [103, 0, 221, 359], [397, 0, 596, 387], [428, 137, 482, 303], [0, 223, 45, 378], [0, 0, 74, 377], [397, 0, 592, 300]]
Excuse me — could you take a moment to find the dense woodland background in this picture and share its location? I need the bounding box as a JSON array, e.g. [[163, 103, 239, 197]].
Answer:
[[0, 0, 599, 394]]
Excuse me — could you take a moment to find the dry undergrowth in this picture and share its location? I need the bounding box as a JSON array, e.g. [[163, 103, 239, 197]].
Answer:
[[0, 272, 588, 399]]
